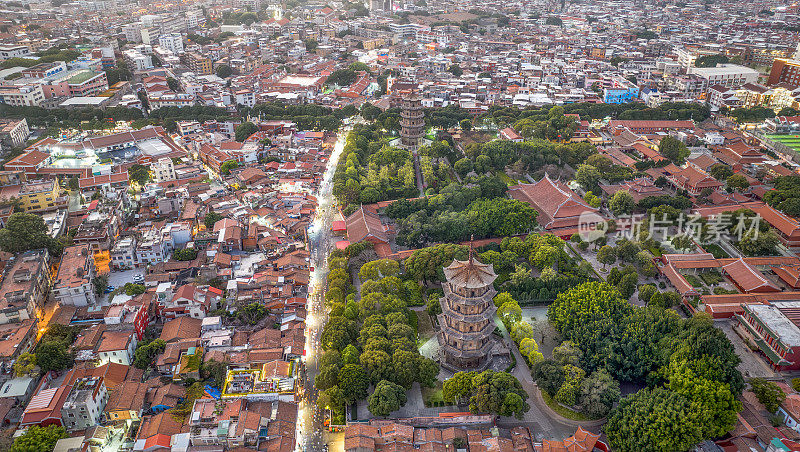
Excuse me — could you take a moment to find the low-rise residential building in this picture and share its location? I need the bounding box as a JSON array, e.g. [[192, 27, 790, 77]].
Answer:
[[60, 377, 108, 432], [52, 245, 96, 307], [111, 236, 137, 270], [0, 118, 30, 150], [96, 330, 138, 366], [0, 249, 50, 325], [0, 85, 46, 107]]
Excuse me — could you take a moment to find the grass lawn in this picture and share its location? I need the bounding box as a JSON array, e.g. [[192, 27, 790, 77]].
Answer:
[[422, 381, 452, 407], [495, 171, 519, 187], [704, 243, 729, 259], [700, 270, 724, 286], [416, 310, 436, 348], [540, 391, 590, 421], [768, 134, 800, 153], [683, 274, 704, 288]]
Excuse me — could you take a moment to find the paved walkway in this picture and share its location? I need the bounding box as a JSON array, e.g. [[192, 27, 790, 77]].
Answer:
[[495, 316, 590, 441]]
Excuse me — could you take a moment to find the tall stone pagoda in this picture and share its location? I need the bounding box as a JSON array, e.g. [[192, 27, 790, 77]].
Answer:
[[437, 247, 499, 370], [399, 90, 424, 148]]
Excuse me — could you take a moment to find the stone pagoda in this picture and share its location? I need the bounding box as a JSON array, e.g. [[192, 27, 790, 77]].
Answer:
[[437, 248, 499, 371], [399, 90, 424, 148]]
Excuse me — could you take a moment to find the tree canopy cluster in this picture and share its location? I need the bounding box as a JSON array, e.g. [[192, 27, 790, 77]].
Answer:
[[764, 175, 800, 216], [493, 235, 596, 301], [512, 106, 578, 142], [242, 102, 342, 131], [386, 182, 537, 247], [326, 68, 358, 87], [729, 106, 776, 124], [332, 125, 418, 213], [0, 213, 64, 257], [477, 102, 710, 130], [443, 370, 530, 418], [35, 324, 80, 374], [465, 136, 596, 177], [318, 254, 437, 420], [694, 54, 729, 68], [548, 282, 743, 451]]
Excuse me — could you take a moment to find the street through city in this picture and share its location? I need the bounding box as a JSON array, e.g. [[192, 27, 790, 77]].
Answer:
[[297, 125, 350, 452]]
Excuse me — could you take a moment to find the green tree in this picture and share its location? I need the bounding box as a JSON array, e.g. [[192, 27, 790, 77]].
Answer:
[[215, 64, 232, 78], [304, 38, 318, 51], [448, 64, 463, 77], [609, 190, 634, 216], [738, 230, 779, 256], [13, 353, 37, 377], [11, 425, 67, 452], [498, 300, 522, 327], [510, 321, 534, 344], [531, 360, 566, 396], [220, 160, 239, 175], [552, 341, 582, 366], [367, 379, 408, 416], [392, 350, 419, 388], [596, 245, 616, 269], [166, 77, 180, 92], [342, 344, 359, 365], [236, 303, 268, 325], [94, 274, 108, 296], [579, 369, 620, 419], [605, 388, 705, 452], [709, 164, 733, 181], [443, 371, 477, 403], [418, 357, 439, 387], [359, 350, 393, 384], [726, 174, 749, 191], [338, 364, 369, 402], [326, 69, 357, 87], [575, 164, 602, 192], [315, 364, 340, 391], [173, 248, 198, 261], [459, 118, 472, 131], [659, 136, 690, 164], [469, 370, 529, 419], [200, 359, 228, 388], [519, 338, 544, 364], [67, 177, 79, 190], [133, 339, 166, 369], [750, 378, 785, 413], [35, 341, 73, 373], [493, 292, 516, 308], [235, 121, 257, 142], [204, 212, 223, 230], [0, 213, 54, 253], [128, 164, 151, 185]]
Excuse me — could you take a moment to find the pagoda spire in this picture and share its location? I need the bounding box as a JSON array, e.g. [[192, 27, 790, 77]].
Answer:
[[469, 234, 474, 264]]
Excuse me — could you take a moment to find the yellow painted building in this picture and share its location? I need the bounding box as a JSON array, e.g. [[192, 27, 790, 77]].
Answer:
[[0, 179, 67, 213], [187, 52, 212, 75]]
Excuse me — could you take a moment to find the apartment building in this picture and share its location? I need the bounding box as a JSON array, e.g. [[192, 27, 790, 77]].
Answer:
[[769, 59, 800, 88], [52, 245, 96, 307], [0, 118, 30, 149], [0, 180, 67, 213], [0, 85, 45, 107], [61, 377, 108, 432], [185, 52, 212, 75], [158, 33, 184, 55], [152, 157, 177, 183], [0, 249, 50, 325], [689, 64, 760, 90], [0, 45, 32, 60], [110, 235, 137, 270]]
